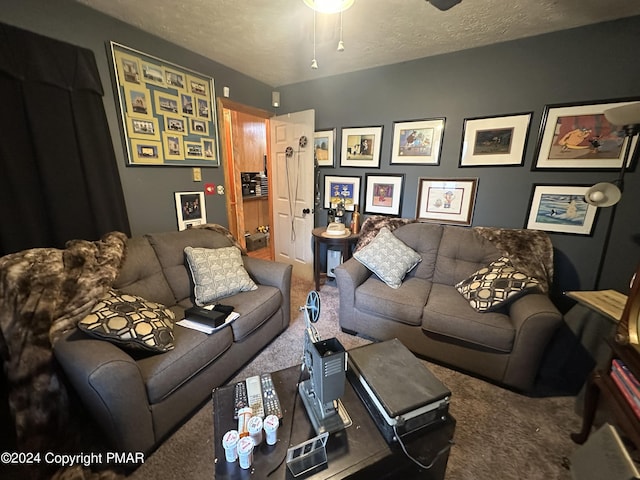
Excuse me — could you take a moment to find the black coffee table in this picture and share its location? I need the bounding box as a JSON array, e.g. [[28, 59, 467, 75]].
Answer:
[[212, 365, 455, 480]]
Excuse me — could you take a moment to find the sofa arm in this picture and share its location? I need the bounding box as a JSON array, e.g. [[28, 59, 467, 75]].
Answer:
[[504, 293, 563, 391], [334, 258, 371, 329], [54, 329, 155, 453], [243, 257, 293, 324]]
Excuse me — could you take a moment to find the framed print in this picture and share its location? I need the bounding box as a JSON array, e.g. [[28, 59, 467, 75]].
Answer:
[[323, 175, 361, 211], [109, 41, 219, 167], [525, 185, 598, 235], [340, 126, 383, 168], [174, 191, 207, 230], [314, 129, 335, 167], [460, 112, 532, 167], [533, 98, 640, 170], [391, 118, 445, 165], [364, 174, 404, 216], [416, 177, 478, 226]]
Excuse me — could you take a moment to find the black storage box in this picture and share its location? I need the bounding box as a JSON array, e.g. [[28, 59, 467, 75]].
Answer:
[[246, 232, 268, 251]]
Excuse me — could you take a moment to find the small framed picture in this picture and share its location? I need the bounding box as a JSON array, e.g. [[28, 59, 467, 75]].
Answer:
[[533, 98, 640, 170], [314, 129, 336, 167], [525, 185, 598, 235], [323, 175, 361, 211], [174, 191, 207, 230], [416, 177, 478, 226], [364, 174, 404, 216], [391, 118, 445, 165], [340, 126, 383, 168], [459, 112, 532, 167]]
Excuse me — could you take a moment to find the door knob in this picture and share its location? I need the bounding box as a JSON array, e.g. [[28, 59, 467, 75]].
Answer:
[[302, 208, 311, 214]]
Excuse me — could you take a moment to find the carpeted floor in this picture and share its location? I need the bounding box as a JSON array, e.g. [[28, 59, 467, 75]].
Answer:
[[129, 276, 582, 479]]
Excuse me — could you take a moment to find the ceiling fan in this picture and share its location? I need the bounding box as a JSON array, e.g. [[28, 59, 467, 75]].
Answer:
[[428, 0, 462, 10]]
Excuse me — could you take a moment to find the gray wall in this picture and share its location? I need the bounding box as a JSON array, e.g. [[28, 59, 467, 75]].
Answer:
[[2, 1, 638, 298], [0, 0, 274, 236], [278, 16, 640, 297]]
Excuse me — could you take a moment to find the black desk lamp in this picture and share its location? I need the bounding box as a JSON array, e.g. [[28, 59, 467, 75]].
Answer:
[[585, 102, 640, 288]]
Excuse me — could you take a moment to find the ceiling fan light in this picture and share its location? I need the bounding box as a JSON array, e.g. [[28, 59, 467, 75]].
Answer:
[[303, 0, 355, 14]]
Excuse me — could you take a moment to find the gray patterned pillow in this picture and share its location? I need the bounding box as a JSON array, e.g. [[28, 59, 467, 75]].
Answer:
[[185, 246, 257, 305], [455, 256, 541, 312], [353, 227, 422, 289]]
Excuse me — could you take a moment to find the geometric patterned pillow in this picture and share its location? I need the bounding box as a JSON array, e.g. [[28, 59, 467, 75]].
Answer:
[[184, 246, 257, 306], [455, 257, 541, 312], [353, 226, 422, 289], [78, 290, 175, 353]]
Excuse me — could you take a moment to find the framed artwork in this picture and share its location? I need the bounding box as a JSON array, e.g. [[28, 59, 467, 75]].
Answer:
[[459, 113, 532, 167], [525, 185, 598, 235], [416, 177, 478, 226], [323, 175, 361, 211], [314, 129, 336, 167], [340, 126, 383, 168], [174, 191, 207, 230], [390, 118, 445, 165], [533, 98, 640, 170], [110, 41, 219, 167], [364, 174, 404, 216]]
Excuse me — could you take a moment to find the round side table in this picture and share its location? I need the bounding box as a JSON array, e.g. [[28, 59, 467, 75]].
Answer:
[[311, 227, 359, 291]]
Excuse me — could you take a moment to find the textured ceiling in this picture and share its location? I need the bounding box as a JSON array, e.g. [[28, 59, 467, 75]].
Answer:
[[76, 0, 640, 87]]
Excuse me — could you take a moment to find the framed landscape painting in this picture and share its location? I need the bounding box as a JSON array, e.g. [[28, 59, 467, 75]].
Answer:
[[364, 174, 404, 216], [340, 126, 383, 168], [533, 99, 640, 170], [390, 118, 445, 165], [459, 113, 532, 167], [525, 185, 597, 235], [416, 178, 478, 226], [314, 129, 335, 167]]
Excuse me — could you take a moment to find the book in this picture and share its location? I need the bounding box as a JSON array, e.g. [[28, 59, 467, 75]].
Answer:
[[610, 368, 640, 419], [613, 359, 640, 396]]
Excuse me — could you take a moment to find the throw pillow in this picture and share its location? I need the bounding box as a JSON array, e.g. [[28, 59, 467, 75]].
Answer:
[[353, 226, 422, 289], [455, 256, 541, 312], [184, 246, 257, 305], [78, 290, 175, 353]]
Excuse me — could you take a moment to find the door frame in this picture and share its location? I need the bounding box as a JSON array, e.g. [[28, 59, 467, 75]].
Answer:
[[217, 98, 274, 258]]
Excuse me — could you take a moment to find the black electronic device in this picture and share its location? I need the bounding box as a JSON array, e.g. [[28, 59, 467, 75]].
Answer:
[[260, 373, 283, 419], [233, 381, 248, 419], [184, 305, 226, 329], [347, 338, 451, 443]]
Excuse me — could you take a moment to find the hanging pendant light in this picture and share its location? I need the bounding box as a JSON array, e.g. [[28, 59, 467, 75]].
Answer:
[[337, 10, 345, 51], [311, 9, 318, 69]]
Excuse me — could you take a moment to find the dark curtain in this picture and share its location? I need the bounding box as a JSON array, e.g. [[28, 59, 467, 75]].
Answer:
[[0, 22, 130, 256]]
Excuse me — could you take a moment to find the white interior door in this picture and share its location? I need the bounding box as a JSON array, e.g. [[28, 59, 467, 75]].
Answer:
[[270, 110, 315, 281]]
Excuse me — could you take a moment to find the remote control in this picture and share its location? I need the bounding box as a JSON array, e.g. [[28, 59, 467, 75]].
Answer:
[[246, 375, 265, 418], [260, 373, 283, 419], [233, 381, 248, 419]]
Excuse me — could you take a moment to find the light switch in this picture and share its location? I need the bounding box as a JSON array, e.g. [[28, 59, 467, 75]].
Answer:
[[192, 167, 202, 182]]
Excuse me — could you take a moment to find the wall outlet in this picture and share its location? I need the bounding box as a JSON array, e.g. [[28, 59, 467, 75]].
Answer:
[[192, 167, 202, 182]]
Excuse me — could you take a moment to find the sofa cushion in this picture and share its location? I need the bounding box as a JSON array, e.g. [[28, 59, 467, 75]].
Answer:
[[146, 229, 236, 302], [455, 256, 541, 312], [78, 290, 175, 353], [113, 236, 177, 307], [184, 246, 257, 305], [356, 276, 431, 326], [433, 226, 501, 286], [393, 223, 444, 280], [137, 321, 234, 404], [353, 227, 422, 288], [423, 283, 514, 353]]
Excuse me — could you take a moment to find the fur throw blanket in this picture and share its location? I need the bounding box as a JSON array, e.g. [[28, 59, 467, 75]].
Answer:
[[0, 232, 127, 479], [355, 216, 553, 292]]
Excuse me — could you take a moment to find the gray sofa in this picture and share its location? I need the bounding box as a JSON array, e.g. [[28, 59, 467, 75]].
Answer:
[[335, 222, 562, 392], [54, 227, 292, 454]]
